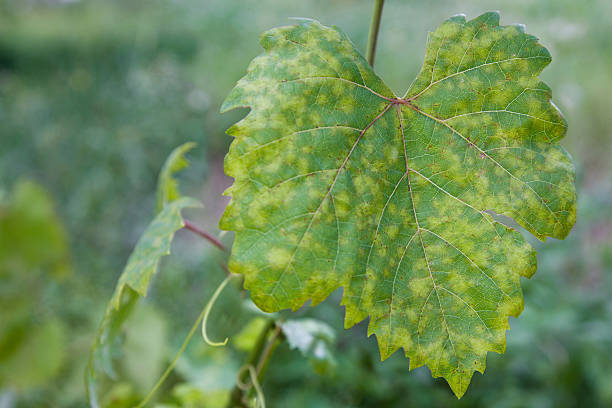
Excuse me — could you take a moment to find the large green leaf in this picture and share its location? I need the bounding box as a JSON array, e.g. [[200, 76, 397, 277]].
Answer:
[[220, 12, 576, 397]]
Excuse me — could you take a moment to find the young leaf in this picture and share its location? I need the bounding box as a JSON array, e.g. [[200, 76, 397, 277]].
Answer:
[[220, 12, 576, 397], [155, 142, 197, 214], [87, 197, 201, 407], [111, 197, 202, 308]]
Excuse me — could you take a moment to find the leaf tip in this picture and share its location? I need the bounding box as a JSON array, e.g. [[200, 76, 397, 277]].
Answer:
[[474, 10, 500, 26], [287, 16, 317, 24], [513, 23, 527, 33], [448, 13, 466, 24], [447, 371, 474, 399]]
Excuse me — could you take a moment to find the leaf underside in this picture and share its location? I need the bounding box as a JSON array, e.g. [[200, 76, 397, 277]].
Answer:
[[220, 12, 576, 397]]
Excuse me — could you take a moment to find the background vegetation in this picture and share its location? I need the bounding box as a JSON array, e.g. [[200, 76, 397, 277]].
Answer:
[[1, 0, 611, 407]]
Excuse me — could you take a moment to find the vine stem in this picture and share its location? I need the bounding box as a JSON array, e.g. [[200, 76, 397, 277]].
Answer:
[[366, 0, 385, 67], [183, 219, 227, 252], [226, 320, 283, 408], [255, 324, 283, 375]]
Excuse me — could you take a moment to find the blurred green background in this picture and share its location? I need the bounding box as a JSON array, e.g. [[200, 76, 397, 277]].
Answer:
[[1, 0, 611, 407]]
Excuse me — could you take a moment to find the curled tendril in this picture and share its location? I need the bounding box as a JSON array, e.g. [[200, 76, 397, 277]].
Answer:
[[136, 272, 239, 408], [236, 364, 266, 408], [202, 273, 237, 346]]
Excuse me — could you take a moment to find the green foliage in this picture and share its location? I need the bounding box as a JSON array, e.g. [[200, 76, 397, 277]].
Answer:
[[3, 0, 611, 406], [2, 318, 66, 390], [156, 142, 198, 214], [0, 180, 70, 280], [112, 197, 202, 307], [167, 383, 230, 408], [0, 180, 70, 390], [234, 317, 271, 352], [87, 197, 201, 407], [121, 303, 168, 393], [220, 13, 576, 397], [0, 0, 211, 299]]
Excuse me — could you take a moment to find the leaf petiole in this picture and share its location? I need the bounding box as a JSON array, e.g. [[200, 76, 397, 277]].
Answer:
[[183, 218, 227, 252]]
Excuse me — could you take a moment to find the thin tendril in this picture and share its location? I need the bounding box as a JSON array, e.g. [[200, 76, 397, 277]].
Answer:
[[202, 274, 236, 346], [236, 364, 266, 408], [136, 274, 236, 408], [136, 300, 207, 407]]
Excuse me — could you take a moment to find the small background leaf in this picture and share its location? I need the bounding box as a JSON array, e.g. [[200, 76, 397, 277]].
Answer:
[[281, 318, 337, 376], [0, 181, 70, 391]]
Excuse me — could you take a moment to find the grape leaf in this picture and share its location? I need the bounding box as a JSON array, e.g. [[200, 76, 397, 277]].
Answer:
[[87, 197, 201, 407], [156, 142, 197, 214], [220, 12, 576, 397], [111, 196, 202, 308]]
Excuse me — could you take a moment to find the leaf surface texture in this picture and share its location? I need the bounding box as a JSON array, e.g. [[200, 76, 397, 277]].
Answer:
[[220, 12, 576, 396]]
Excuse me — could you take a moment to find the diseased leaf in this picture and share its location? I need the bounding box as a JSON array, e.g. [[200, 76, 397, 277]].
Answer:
[[111, 197, 202, 308], [87, 197, 201, 407], [220, 12, 576, 397], [156, 142, 197, 214]]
